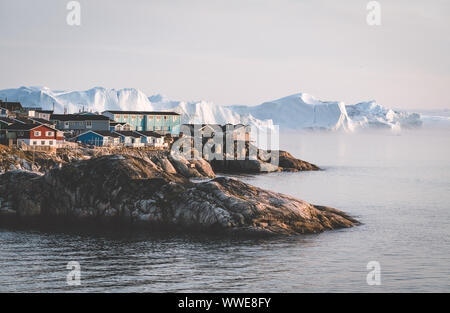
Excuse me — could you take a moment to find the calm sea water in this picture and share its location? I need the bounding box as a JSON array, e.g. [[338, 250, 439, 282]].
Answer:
[[1, 129, 449, 292]]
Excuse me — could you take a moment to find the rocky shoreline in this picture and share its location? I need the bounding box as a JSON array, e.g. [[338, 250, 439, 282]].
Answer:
[[0, 146, 358, 236], [0, 145, 318, 176]]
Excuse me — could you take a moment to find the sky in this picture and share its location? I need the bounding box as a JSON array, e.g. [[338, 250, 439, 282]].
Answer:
[[0, 0, 449, 110]]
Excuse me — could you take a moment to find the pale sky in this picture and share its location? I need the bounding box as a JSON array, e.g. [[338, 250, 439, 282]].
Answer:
[[0, 0, 449, 110]]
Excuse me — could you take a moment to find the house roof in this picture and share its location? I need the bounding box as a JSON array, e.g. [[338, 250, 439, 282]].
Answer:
[[50, 114, 110, 121], [12, 117, 54, 125], [25, 108, 53, 114], [77, 130, 121, 138], [6, 122, 56, 131], [114, 131, 141, 138], [103, 110, 180, 116], [27, 117, 56, 125], [133, 130, 163, 138], [0, 117, 16, 125], [182, 123, 249, 133], [110, 121, 130, 126]]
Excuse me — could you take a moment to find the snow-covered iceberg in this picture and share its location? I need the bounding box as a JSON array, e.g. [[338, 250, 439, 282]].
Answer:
[[0, 86, 152, 114], [0, 86, 424, 132], [231, 93, 353, 131], [346, 100, 422, 130]]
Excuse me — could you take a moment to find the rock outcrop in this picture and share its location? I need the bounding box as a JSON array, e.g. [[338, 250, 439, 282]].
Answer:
[[278, 150, 320, 171], [209, 150, 319, 173], [0, 144, 318, 176], [0, 154, 357, 235], [0, 145, 215, 178]]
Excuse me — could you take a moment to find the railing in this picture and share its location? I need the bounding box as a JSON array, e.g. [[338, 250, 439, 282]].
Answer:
[[20, 142, 56, 152]]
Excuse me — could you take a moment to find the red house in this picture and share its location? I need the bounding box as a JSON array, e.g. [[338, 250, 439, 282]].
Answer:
[[6, 123, 64, 147]]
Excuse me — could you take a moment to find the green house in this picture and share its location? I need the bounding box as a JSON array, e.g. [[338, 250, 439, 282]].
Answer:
[[102, 111, 181, 135]]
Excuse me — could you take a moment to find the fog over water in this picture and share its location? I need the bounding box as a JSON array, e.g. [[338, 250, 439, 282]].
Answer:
[[0, 129, 449, 292]]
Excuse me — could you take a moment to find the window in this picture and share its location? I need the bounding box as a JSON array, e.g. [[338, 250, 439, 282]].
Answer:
[[164, 116, 168, 121], [86, 121, 92, 128], [41, 141, 45, 145], [64, 121, 69, 129], [156, 116, 161, 121], [32, 141, 37, 145], [173, 116, 178, 122], [46, 131, 54, 137], [34, 131, 41, 136], [49, 141, 53, 145]]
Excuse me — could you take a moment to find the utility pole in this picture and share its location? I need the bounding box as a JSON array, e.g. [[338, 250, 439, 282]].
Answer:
[[32, 144, 35, 171]]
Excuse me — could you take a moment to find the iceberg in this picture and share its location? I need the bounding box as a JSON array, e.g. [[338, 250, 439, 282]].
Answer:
[[0, 86, 425, 132]]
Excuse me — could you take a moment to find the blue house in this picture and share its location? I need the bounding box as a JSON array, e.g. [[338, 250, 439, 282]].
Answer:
[[75, 130, 120, 146]]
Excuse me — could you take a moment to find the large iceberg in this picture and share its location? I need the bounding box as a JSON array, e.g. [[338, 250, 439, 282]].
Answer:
[[0, 86, 424, 131], [231, 93, 353, 131]]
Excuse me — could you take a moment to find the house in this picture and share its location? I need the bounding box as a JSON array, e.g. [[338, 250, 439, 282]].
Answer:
[[0, 100, 23, 114], [109, 121, 132, 132], [182, 124, 251, 142], [50, 114, 110, 134], [223, 124, 251, 142], [6, 123, 64, 147], [113, 131, 143, 147], [181, 124, 222, 138], [74, 130, 121, 146], [0, 117, 16, 141], [102, 110, 181, 135], [132, 130, 165, 147], [27, 109, 53, 120]]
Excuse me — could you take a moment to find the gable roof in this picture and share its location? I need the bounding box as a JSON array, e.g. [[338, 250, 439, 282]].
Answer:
[[113, 131, 141, 138], [0, 117, 16, 125], [133, 130, 163, 138], [6, 122, 56, 131], [11, 117, 54, 125], [27, 117, 56, 125], [103, 110, 180, 116], [77, 130, 121, 138], [182, 123, 249, 133], [110, 121, 131, 126], [50, 114, 110, 121]]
